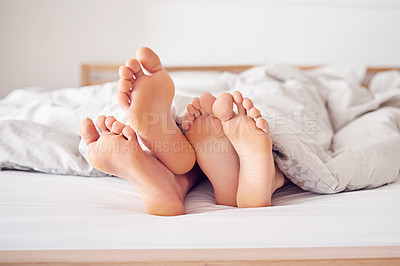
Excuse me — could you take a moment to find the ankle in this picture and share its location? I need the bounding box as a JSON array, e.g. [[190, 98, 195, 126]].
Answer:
[[272, 164, 286, 193], [174, 175, 191, 201]]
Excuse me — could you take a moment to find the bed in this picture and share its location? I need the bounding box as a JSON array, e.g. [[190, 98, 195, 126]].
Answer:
[[0, 64, 399, 265]]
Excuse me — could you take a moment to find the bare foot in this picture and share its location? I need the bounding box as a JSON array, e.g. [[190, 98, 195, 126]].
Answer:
[[118, 47, 195, 175], [79, 116, 197, 216], [212, 91, 287, 208], [182, 92, 239, 206]]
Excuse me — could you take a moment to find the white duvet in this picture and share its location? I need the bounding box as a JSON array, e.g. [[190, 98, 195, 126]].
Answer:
[[0, 65, 399, 193]]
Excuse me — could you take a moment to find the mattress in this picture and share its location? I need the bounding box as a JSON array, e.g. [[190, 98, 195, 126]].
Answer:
[[1, 170, 399, 250]]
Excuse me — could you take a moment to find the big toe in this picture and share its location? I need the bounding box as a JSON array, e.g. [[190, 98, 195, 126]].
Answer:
[[212, 93, 234, 122], [136, 47, 163, 73], [199, 92, 217, 115], [79, 118, 99, 145]]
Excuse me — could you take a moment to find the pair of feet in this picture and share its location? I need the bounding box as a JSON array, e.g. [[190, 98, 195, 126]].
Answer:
[[79, 47, 286, 216]]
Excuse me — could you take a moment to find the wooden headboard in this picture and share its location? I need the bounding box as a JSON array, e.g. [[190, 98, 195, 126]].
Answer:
[[81, 64, 400, 88], [80, 64, 255, 86]]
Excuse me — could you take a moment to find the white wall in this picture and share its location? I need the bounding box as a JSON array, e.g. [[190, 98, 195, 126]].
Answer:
[[1, 0, 399, 98]]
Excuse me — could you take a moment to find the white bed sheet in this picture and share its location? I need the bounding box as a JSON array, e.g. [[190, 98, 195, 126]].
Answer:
[[0, 170, 399, 250]]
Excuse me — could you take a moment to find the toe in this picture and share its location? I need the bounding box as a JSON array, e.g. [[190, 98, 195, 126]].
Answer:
[[185, 113, 195, 122], [242, 97, 254, 111], [117, 92, 131, 113], [192, 97, 201, 109], [118, 79, 132, 94], [118, 79, 132, 112], [199, 92, 217, 115], [105, 116, 117, 131], [249, 107, 261, 119], [212, 93, 234, 122], [126, 59, 144, 78], [181, 121, 191, 131], [187, 104, 201, 117], [119, 66, 134, 82], [136, 47, 163, 73], [232, 91, 246, 115], [96, 115, 108, 133], [256, 117, 269, 133], [111, 120, 125, 135], [232, 91, 243, 104], [79, 118, 100, 145], [122, 125, 138, 142]]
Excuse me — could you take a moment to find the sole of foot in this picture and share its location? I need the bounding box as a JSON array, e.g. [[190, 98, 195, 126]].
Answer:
[[118, 47, 195, 175], [183, 92, 239, 206], [212, 91, 286, 208], [79, 115, 191, 216]]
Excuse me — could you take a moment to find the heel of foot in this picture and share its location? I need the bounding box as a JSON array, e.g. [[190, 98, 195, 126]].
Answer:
[[145, 197, 185, 216], [237, 186, 272, 208]]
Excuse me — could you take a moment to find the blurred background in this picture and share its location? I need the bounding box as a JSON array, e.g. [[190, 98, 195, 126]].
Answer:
[[0, 0, 399, 98]]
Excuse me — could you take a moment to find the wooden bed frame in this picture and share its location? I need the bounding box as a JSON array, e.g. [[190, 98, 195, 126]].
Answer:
[[80, 63, 400, 88], [1, 246, 399, 265], [1, 64, 399, 265]]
